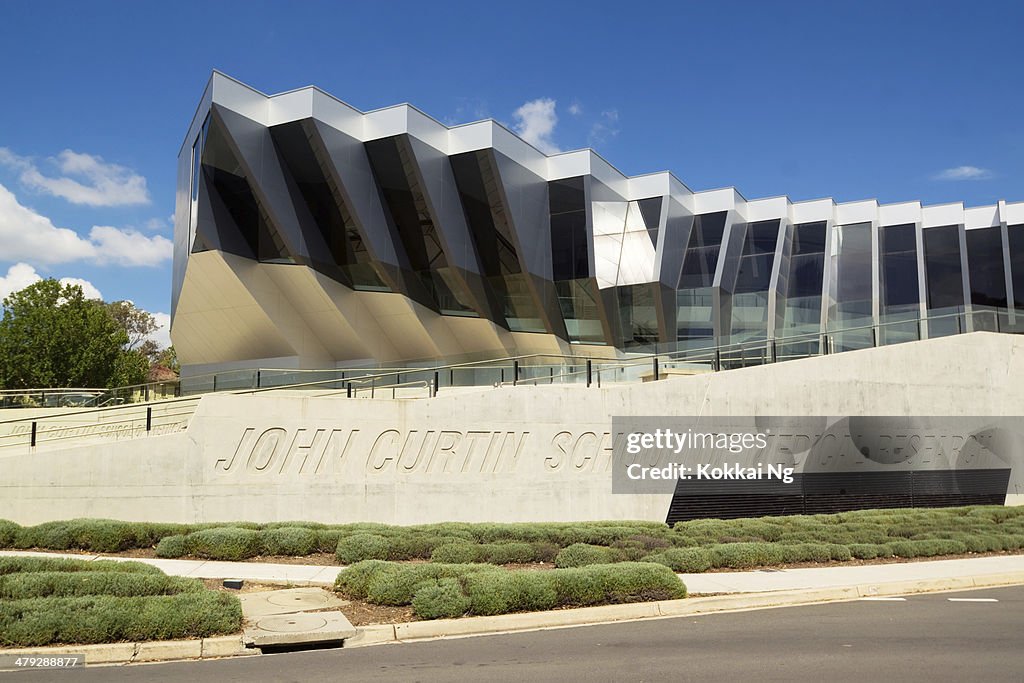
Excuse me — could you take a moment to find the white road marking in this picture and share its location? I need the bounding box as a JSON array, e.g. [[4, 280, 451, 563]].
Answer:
[[858, 597, 907, 601], [947, 598, 998, 602]]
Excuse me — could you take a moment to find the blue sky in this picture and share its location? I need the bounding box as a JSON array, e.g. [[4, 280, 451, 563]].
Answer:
[[0, 0, 1021, 347]]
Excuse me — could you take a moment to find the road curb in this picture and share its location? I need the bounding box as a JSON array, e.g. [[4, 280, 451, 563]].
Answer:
[[3, 572, 1022, 663], [344, 571, 1024, 648], [0, 636, 255, 668]]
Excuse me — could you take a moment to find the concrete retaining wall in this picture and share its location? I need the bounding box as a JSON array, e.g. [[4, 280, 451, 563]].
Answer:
[[1, 332, 1022, 525]]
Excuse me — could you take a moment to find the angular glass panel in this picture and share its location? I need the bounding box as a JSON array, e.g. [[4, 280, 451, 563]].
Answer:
[[727, 220, 779, 347], [270, 120, 388, 290], [677, 212, 727, 346], [450, 150, 544, 331], [828, 222, 874, 351], [557, 278, 605, 344], [776, 221, 827, 358], [365, 135, 476, 315], [878, 223, 920, 346], [923, 224, 965, 337], [198, 114, 285, 260], [617, 283, 660, 348], [549, 177, 589, 282], [966, 227, 1007, 307], [678, 212, 726, 289], [1010, 224, 1024, 312]]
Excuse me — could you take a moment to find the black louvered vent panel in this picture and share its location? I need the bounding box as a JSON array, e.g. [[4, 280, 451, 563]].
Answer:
[[665, 470, 1010, 525]]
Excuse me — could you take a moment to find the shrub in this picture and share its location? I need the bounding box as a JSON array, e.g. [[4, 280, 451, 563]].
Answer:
[[336, 534, 390, 564], [641, 547, 714, 573], [365, 564, 497, 606], [530, 542, 561, 563], [0, 520, 19, 548], [430, 542, 479, 564], [0, 592, 242, 647], [334, 561, 495, 605], [777, 543, 834, 564], [554, 543, 619, 568], [155, 535, 189, 558], [848, 544, 881, 560], [333, 560, 392, 600], [386, 534, 468, 561], [411, 578, 471, 619], [554, 563, 686, 606], [0, 571, 205, 599], [463, 570, 558, 615], [710, 543, 784, 569], [477, 542, 539, 565], [186, 527, 260, 561], [260, 527, 317, 556], [0, 557, 161, 575], [314, 529, 347, 553]]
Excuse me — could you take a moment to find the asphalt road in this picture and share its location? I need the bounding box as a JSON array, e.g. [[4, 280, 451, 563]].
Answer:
[[6, 586, 1024, 682]]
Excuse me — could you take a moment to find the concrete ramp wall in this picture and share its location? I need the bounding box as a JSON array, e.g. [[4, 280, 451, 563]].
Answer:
[[1, 332, 1023, 525]]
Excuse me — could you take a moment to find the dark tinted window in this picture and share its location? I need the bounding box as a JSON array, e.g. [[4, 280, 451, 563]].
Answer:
[[1010, 225, 1024, 310], [923, 225, 965, 310], [678, 212, 727, 289], [880, 224, 919, 310], [966, 227, 1007, 308], [549, 177, 588, 281]]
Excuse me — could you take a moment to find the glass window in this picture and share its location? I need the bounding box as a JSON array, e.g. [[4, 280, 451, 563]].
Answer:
[[878, 223, 920, 345], [777, 221, 827, 357], [880, 224, 919, 311], [923, 225, 965, 311], [270, 120, 388, 290], [451, 150, 544, 331], [549, 177, 588, 282], [828, 222, 874, 351], [727, 220, 779, 346], [617, 283, 661, 348], [966, 227, 1007, 308], [365, 135, 476, 316], [1009, 225, 1024, 311], [677, 212, 727, 346]]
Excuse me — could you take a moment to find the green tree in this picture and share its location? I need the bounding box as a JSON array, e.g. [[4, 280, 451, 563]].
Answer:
[[0, 279, 129, 389], [154, 346, 179, 374]]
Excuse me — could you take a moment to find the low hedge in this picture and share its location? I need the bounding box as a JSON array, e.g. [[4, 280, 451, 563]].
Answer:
[[0, 592, 242, 647], [260, 526, 317, 556], [0, 571, 205, 600], [554, 543, 621, 568], [185, 527, 261, 561], [0, 557, 162, 576], [336, 561, 686, 619], [429, 541, 557, 565], [641, 547, 715, 573], [5, 506, 1024, 572]]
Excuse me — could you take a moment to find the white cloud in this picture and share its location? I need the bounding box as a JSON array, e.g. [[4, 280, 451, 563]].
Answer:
[[0, 148, 150, 207], [0, 184, 98, 263], [89, 226, 172, 267], [59, 276, 104, 300], [148, 312, 172, 349], [0, 263, 103, 302], [512, 98, 560, 154], [0, 183, 171, 267], [932, 165, 993, 181], [568, 102, 583, 116], [588, 109, 620, 147]]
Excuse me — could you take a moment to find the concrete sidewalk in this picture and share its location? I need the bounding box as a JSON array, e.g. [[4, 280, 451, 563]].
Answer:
[[0, 550, 344, 585], [3, 550, 1024, 594]]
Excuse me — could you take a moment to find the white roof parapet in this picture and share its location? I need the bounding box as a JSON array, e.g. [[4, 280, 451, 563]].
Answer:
[[188, 72, 1012, 218]]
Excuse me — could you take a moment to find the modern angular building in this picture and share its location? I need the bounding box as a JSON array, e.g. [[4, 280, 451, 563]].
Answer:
[[172, 73, 1024, 376]]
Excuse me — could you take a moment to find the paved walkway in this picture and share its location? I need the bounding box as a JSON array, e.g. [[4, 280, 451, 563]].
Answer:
[[3, 549, 1023, 594]]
